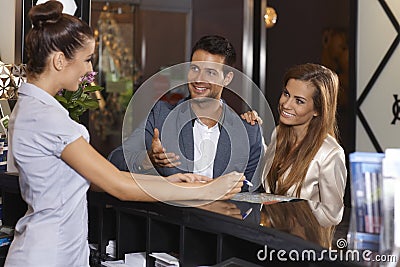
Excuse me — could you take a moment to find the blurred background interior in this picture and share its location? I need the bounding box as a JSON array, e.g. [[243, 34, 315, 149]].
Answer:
[[86, 0, 353, 162], [4, 0, 400, 209]]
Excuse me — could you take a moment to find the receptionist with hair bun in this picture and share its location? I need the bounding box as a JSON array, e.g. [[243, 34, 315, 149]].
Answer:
[[4, 2, 243, 266]]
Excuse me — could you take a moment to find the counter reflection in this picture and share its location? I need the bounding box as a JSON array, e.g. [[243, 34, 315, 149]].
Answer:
[[196, 198, 344, 249], [260, 200, 337, 248]]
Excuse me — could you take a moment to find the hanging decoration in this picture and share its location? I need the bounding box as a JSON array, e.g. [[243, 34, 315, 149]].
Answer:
[[0, 61, 27, 100]]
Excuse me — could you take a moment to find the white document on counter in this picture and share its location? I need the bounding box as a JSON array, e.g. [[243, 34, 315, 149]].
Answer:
[[149, 252, 179, 267], [231, 192, 295, 203]]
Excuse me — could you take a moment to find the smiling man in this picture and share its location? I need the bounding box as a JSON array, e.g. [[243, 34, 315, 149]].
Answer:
[[108, 35, 263, 191]]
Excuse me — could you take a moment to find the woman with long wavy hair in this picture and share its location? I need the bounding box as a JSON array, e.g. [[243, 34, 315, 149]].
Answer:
[[264, 63, 346, 208]]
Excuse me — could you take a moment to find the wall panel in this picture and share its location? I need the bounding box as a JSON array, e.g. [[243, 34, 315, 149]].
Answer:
[[356, 0, 400, 151]]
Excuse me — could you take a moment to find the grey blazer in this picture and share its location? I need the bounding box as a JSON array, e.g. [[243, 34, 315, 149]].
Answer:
[[108, 98, 263, 191]]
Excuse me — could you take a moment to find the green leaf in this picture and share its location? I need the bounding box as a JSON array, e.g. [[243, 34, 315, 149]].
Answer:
[[85, 100, 100, 109], [84, 85, 103, 92], [54, 95, 68, 104], [70, 105, 84, 115], [70, 112, 80, 122], [75, 99, 99, 109], [71, 87, 83, 101], [66, 102, 79, 109], [63, 90, 73, 102]]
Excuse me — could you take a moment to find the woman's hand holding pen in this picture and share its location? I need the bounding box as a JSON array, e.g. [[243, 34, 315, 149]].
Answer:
[[206, 171, 245, 200], [148, 128, 181, 168]]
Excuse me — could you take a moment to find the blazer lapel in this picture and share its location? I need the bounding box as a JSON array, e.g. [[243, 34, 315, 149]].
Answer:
[[213, 126, 230, 177], [177, 102, 194, 173]]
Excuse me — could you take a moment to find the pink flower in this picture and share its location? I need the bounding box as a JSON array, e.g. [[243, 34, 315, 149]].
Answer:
[[79, 71, 97, 84]]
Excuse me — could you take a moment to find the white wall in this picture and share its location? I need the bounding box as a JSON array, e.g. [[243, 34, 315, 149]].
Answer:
[[0, 0, 16, 63], [357, 0, 400, 151]]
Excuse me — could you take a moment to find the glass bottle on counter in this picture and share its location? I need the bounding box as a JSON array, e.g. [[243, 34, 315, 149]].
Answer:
[[380, 148, 400, 267]]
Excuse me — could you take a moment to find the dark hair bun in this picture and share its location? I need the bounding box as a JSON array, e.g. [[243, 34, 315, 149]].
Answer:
[[29, 1, 63, 28]]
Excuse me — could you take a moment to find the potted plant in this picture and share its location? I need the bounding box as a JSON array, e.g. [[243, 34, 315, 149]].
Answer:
[[55, 71, 103, 122]]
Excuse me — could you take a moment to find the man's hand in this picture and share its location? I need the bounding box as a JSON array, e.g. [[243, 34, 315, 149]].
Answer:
[[240, 110, 263, 125], [148, 128, 181, 168]]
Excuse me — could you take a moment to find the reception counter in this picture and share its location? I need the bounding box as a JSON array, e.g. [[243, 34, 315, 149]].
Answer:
[[0, 172, 365, 267], [88, 193, 355, 267]]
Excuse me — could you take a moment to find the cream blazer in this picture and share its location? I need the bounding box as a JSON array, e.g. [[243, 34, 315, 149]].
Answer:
[[261, 133, 347, 226]]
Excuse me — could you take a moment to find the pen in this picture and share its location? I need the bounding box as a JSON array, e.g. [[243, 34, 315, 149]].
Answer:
[[199, 179, 253, 186], [244, 179, 253, 187], [242, 208, 253, 219]]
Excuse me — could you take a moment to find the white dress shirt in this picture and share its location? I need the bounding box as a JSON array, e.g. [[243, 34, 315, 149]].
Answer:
[[5, 82, 91, 267], [192, 119, 220, 177]]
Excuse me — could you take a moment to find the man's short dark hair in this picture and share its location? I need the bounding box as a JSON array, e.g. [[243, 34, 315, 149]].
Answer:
[[191, 35, 236, 67]]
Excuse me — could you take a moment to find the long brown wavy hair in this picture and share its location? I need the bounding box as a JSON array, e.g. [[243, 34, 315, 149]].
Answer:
[[266, 63, 339, 197]]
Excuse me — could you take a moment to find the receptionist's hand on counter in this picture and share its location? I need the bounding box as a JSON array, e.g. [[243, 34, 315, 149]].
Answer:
[[165, 172, 212, 183], [122, 171, 244, 201]]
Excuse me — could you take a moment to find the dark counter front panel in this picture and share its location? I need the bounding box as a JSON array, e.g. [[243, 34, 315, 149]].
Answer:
[[0, 173, 361, 267], [92, 196, 360, 267]]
